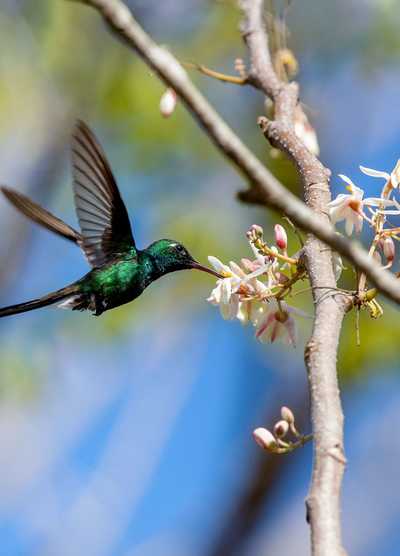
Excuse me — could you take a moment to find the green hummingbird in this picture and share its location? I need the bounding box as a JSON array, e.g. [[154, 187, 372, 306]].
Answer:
[[0, 121, 221, 318]]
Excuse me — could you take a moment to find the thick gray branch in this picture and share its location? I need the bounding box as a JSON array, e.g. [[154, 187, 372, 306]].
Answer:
[[73, 0, 400, 307], [240, 1, 347, 554]]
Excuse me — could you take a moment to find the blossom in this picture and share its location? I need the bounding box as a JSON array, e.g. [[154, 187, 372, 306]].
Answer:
[[328, 175, 365, 235], [207, 253, 274, 323], [328, 174, 399, 235], [254, 301, 308, 347], [207, 256, 241, 320]]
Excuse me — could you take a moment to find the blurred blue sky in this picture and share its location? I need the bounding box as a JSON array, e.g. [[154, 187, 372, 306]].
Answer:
[[1, 1, 400, 555]]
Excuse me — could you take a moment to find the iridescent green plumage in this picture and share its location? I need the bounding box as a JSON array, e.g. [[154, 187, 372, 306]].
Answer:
[[0, 122, 220, 318]]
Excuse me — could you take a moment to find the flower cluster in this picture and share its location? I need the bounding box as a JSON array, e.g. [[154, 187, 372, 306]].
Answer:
[[207, 224, 309, 347], [253, 406, 312, 454], [326, 161, 400, 322], [328, 163, 400, 245]]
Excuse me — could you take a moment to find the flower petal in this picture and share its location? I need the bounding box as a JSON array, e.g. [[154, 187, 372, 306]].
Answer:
[[221, 279, 232, 305], [363, 197, 398, 207], [345, 215, 354, 235], [256, 310, 275, 338], [242, 263, 271, 283], [329, 203, 348, 224], [284, 316, 297, 347], [208, 256, 230, 274], [359, 165, 390, 180], [229, 261, 246, 278]]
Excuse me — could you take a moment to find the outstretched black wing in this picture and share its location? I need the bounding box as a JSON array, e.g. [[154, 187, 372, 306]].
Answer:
[[1, 186, 81, 244], [71, 120, 136, 268]]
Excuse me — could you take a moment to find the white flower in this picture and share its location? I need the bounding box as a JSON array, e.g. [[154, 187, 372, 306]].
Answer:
[[207, 256, 241, 320], [328, 175, 365, 235], [254, 301, 309, 347], [328, 174, 399, 235]]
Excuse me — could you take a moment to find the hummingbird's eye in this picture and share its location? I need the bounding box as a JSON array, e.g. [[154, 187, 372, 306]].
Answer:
[[176, 244, 185, 253]]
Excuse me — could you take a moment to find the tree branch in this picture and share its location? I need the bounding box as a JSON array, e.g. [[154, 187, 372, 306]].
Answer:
[[240, 1, 346, 554]]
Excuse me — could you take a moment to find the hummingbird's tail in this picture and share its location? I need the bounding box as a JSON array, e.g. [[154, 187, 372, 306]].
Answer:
[[0, 284, 80, 318]]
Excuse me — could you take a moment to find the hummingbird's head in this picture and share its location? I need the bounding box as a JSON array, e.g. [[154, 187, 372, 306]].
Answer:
[[146, 239, 222, 278]]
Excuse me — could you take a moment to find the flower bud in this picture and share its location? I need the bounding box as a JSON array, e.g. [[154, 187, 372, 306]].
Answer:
[[253, 427, 277, 452], [281, 406, 295, 425], [248, 224, 263, 239], [159, 88, 177, 118], [274, 420, 289, 438], [274, 224, 287, 250], [382, 237, 395, 262]]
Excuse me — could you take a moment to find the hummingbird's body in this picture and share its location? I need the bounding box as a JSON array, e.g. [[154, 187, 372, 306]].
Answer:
[[0, 122, 220, 318]]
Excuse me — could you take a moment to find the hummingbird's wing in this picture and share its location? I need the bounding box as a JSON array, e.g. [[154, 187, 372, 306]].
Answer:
[[71, 120, 136, 268], [0, 186, 81, 244]]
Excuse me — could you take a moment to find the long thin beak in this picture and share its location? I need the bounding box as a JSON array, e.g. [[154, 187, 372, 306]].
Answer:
[[190, 261, 223, 279]]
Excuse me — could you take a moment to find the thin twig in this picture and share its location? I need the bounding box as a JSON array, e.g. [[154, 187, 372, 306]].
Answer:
[[183, 62, 247, 85]]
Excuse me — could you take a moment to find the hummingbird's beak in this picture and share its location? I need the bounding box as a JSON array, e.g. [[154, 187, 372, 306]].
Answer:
[[190, 261, 223, 279]]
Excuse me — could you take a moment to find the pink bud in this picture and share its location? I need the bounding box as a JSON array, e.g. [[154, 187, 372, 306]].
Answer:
[[383, 237, 395, 262], [253, 427, 277, 451], [248, 224, 263, 238], [274, 224, 287, 250], [159, 88, 177, 118], [274, 420, 289, 438], [281, 406, 295, 425]]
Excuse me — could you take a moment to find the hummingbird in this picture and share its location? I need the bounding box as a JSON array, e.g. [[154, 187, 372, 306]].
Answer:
[[0, 121, 221, 318]]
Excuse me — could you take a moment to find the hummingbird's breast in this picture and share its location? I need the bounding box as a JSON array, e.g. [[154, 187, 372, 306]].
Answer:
[[81, 255, 153, 312]]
